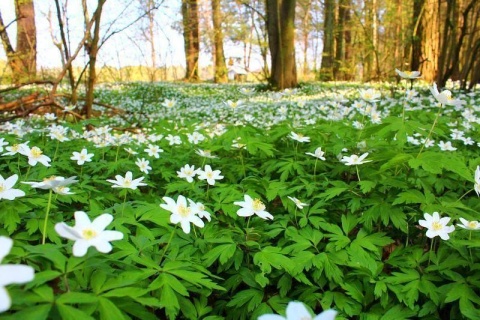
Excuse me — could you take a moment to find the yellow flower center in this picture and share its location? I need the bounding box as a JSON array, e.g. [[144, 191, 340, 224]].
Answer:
[[297, 134, 304, 138], [252, 199, 265, 212], [432, 221, 443, 231], [43, 176, 57, 182], [468, 221, 478, 229], [206, 172, 214, 179], [82, 228, 97, 240], [123, 179, 131, 187], [178, 205, 191, 217], [0, 184, 5, 192], [11, 144, 20, 152], [31, 147, 42, 158]]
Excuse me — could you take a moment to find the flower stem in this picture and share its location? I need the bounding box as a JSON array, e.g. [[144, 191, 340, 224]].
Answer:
[[417, 104, 443, 158], [121, 192, 127, 217], [356, 165, 361, 182], [42, 189, 54, 245], [428, 238, 435, 266], [313, 158, 318, 183], [159, 228, 176, 265]]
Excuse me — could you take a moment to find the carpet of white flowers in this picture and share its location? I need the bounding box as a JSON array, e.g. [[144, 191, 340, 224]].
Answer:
[[0, 80, 480, 319]]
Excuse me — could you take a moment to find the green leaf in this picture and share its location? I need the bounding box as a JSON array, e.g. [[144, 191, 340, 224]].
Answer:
[[56, 304, 95, 320], [392, 189, 426, 205], [98, 297, 126, 320], [226, 289, 263, 312], [358, 180, 376, 193], [253, 246, 293, 274], [203, 243, 237, 266], [57, 292, 98, 304], [2, 304, 52, 320]]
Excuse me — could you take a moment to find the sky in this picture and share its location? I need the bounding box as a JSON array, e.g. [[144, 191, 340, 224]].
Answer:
[[0, 0, 196, 69]]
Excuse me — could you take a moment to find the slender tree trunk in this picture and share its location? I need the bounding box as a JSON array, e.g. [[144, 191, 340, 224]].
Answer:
[[335, 0, 349, 80], [54, 0, 77, 104], [182, 0, 200, 81], [147, 0, 157, 82], [410, 0, 425, 71], [211, 0, 227, 83], [83, 0, 105, 119], [320, 0, 335, 80]]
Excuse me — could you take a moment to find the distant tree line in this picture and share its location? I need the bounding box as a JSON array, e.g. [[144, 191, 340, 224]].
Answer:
[[0, 0, 479, 117]]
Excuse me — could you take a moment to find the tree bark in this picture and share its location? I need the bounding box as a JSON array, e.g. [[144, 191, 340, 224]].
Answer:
[[419, 0, 440, 82], [266, 0, 297, 90], [211, 0, 227, 83], [83, 0, 106, 119], [0, 0, 36, 84], [182, 0, 200, 81], [320, 0, 335, 80]]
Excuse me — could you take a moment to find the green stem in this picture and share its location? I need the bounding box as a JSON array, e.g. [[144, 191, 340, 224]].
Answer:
[[313, 158, 318, 183], [457, 189, 473, 202], [417, 104, 443, 158], [42, 189, 54, 245], [121, 192, 127, 217], [428, 238, 435, 266], [53, 140, 60, 161], [356, 165, 361, 182], [159, 228, 176, 265], [114, 145, 120, 163]]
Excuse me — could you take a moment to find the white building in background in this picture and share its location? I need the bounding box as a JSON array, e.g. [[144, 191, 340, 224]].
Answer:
[[227, 57, 248, 82]]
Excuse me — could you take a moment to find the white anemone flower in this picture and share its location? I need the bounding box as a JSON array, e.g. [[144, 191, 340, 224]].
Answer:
[[258, 301, 337, 320], [177, 164, 198, 183], [144, 144, 164, 158], [55, 211, 124, 257], [287, 196, 308, 210], [457, 218, 480, 231], [188, 199, 211, 221], [418, 212, 455, 240], [429, 83, 465, 106], [162, 98, 177, 108], [395, 69, 421, 79], [70, 148, 94, 165], [474, 166, 480, 196], [23, 146, 51, 167], [0, 138, 8, 153], [0, 236, 35, 313], [160, 195, 205, 234], [0, 174, 25, 200], [305, 147, 326, 160], [234, 195, 273, 220], [106, 171, 146, 190], [289, 132, 310, 143], [197, 165, 224, 185], [359, 89, 381, 103], [340, 153, 371, 166], [23, 176, 78, 193], [135, 158, 152, 174]]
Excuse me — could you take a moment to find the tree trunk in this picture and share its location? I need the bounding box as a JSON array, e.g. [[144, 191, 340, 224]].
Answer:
[[83, 0, 106, 119], [182, 0, 200, 81], [0, 0, 37, 84], [410, 0, 425, 71], [419, 0, 440, 82], [211, 0, 227, 83], [320, 0, 335, 80], [266, 0, 297, 90], [147, 0, 157, 82], [54, 0, 77, 104]]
